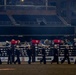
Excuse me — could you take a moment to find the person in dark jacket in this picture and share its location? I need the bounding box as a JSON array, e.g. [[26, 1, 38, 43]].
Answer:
[[31, 44, 35, 62], [6, 41, 12, 64], [0, 50, 2, 64], [40, 46, 46, 64], [11, 45, 15, 63], [7, 47, 12, 64], [51, 45, 59, 64], [27, 45, 32, 64], [61, 45, 70, 64], [14, 45, 21, 64]]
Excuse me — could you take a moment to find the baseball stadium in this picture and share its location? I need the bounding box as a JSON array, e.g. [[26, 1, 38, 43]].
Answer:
[[0, 0, 76, 75]]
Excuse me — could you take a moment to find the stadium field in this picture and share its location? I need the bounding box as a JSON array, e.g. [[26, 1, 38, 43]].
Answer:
[[0, 63, 76, 75]]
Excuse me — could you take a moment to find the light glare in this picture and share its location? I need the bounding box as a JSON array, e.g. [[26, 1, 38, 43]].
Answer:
[[21, 0, 24, 2]]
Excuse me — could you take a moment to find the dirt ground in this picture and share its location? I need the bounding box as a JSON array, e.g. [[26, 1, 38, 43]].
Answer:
[[0, 63, 76, 75]]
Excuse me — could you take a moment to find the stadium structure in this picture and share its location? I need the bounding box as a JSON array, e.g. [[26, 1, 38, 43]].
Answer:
[[0, 0, 76, 40], [0, 0, 76, 62]]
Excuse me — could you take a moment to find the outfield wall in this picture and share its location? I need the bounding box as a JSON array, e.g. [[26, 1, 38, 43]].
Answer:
[[1, 57, 76, 63]]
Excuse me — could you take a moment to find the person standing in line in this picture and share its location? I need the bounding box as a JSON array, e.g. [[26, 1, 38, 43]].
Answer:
[[6, 41, 12, 64], [61, 45, 71, 64], [40, 46, 46, 64], [14, 45, 21, 64], [73, 42, 76, 64], [31, 44, 35, 62], [0, 50, 2, 64], [27, 45, 32, 64], [11, 39, 16, 63], [7, 47, 12, 64], [51, 45, 59, 64], [11, 45, 15, 63]]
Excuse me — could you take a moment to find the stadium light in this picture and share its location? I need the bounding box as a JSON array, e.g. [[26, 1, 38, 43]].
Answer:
[[21, 0, 24, 2]]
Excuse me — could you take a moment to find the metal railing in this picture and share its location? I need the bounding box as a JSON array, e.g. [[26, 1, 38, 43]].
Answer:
[[0, 5, 56, 10]]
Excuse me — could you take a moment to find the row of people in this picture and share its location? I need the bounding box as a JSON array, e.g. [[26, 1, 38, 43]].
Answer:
[[0, 38, 76, 65], [5, 38, 76, 47], [40, 45, 71, 64], [0, 44, 74, 65], [23, 44, 75, 64]]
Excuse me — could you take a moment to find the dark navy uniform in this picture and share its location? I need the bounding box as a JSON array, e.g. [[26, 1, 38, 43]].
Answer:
[[6, 41, 12, 64], [73, 43, 76, 64], [61, 45, 70, 64], [7, 47, 12, 64], [31, 44, 35, 62], [51, 46, 59, 64], [14, 46, 21, 64], [40, 47, 46, 64], [0, 50, 2, 64], [27, 46, 32, 64], [11, 45, 15, 63]]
